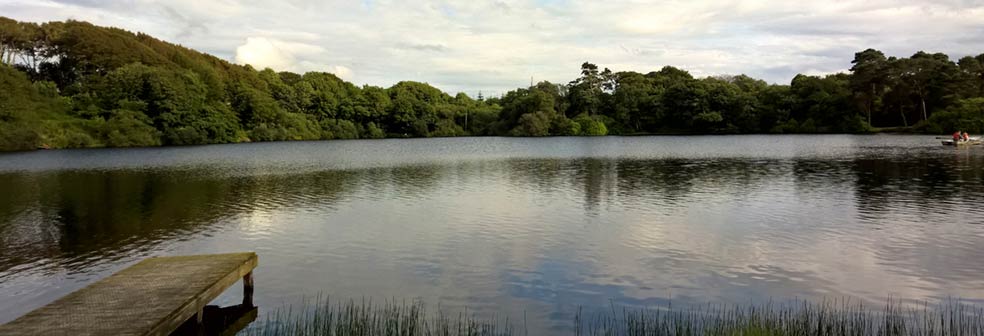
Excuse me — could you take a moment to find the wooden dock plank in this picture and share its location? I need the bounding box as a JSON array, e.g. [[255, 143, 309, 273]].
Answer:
[[0, 252, 257, 336]]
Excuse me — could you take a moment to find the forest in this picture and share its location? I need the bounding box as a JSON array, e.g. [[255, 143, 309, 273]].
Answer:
[[1, 17, 983, 151]]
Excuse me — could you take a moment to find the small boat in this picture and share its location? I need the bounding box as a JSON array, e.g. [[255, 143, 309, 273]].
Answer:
[[942, 137, 982, 146]]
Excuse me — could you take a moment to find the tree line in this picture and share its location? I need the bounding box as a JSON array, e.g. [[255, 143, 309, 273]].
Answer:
[[1, 17, 983, 151]]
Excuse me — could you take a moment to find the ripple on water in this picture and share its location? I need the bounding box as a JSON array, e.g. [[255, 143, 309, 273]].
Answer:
[[0, 135, 982, 333]]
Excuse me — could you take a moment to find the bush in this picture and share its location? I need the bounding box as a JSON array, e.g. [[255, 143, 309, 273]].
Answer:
[[0, 66, 43, 150], [281, 113, 320, 140], [249, 124, 289, 141], [552, 116, 581, 136], [770, 118, 799, 134], [321, 119, 360, 139], [38, 119, 102, 149], [430, 119, 464, 137], [840, 114, 875, 133], [63, 131, 98, 148], [0, 122, 40, 151], [511, 112, 552, 136], [363, 122, 386, 139], [164, 126, 208, 145], [693, 111, 723, 123], [916, 98, 984, 134], [574, 114, 608, 136], [101, 109, 162, 147], [411, 120, 430, 137], [195, 103, 245, 143], [799, 118, 818, 133]]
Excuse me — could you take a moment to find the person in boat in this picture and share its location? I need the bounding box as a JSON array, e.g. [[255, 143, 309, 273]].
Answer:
[[954, 131, 963, 142], [964, 132, 971, 141]]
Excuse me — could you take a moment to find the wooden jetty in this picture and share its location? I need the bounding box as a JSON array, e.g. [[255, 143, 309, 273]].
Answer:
[[0, 252, 257, 336]]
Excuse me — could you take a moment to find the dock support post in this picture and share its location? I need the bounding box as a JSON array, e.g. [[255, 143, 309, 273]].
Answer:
[[195, 307, 205, 336], [243, 272, 254, 307]]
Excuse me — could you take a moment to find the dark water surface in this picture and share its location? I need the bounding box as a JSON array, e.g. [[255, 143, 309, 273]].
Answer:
[[1, 135, 982, 333]]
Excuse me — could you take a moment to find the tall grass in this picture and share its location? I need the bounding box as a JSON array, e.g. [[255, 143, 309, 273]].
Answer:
[[244, 298, 984, 336], [243, 296, 514, 336], [575, 299, 984, 336]]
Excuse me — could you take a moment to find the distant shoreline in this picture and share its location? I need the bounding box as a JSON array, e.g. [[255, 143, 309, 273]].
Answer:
[[3, 131, 940, 153], [2, 17, 980, 152]]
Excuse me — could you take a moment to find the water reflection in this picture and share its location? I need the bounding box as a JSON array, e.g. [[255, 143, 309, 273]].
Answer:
[[0, 135, 982, 334]]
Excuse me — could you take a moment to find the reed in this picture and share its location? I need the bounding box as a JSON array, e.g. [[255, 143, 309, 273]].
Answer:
[[245, 298, 984, 336], [575, 299, 984, 336], [243, 296, 514, 336]]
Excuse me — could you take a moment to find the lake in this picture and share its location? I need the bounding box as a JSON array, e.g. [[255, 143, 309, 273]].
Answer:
[[0, 135, 982, 334]]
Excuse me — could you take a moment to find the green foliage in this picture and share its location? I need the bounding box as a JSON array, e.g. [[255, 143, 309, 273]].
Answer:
[[0, 64, 42, 150], [551, 116, 581, 136], [102, 109, 161, 147], [321, 119, 359, 140], [363, 122, 386, 139], [799, 118, 818, 133], [387, 81, 447, 136], [574, 114, 608, 136], [770, 118, 800, 134], [430, 119, 464, 137], [2, 16, 984, 152], [464, 103, 501, 135], [0, 123, 40, 151], [841, 115, 875, 133], [692, 111, 724, 131], [248, 124, 289, 142], [916, 98, 984, 134], [279, 113, 320, 141], [512, 112, 552, 136], [194, 103, 242, 143]]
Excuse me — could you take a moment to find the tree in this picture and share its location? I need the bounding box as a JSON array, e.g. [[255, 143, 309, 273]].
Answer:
[[789, 74, 859, 132], [512, 111, 552, 136], [719, 75, 766, 132], [0, 64, 42, 150], [849, 49, 888, 126], [609, 71, 659, 132], [898, 52, 959, 121], [2, 16, 984, 152], [386, 81, 447, 136], [567, 62, 609, 116], [958, 54, 984, 97], [496, 86, 557, 133], [660, 79, 709, 130], [101, 108, 161, 147], [0, 17, 32, 66], [574, 114, 608, 136], [917, 98, 984, 134]]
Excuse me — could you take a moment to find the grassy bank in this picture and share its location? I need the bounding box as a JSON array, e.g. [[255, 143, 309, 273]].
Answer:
[[243, 298, 983, 336]]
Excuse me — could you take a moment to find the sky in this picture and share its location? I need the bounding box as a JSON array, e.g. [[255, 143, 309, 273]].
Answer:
[[2, 0, 984, 96]]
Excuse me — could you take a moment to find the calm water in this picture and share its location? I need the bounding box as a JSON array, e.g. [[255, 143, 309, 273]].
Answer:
[[0, 135, 982, 333]]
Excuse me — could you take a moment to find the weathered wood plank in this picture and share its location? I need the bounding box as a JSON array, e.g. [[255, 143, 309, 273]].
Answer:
[[0, 252, 257, 336]]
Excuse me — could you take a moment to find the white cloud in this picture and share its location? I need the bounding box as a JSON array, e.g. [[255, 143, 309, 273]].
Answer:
[[235, 37, 295, 71], [328, 65, 354, 81], [233, 37, 342, 76], [3, 0, 984, 95]]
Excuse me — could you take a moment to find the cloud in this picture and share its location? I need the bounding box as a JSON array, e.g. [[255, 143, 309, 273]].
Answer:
[[395, 42, 450, 53], [235, 37, 353, 80], [4, 0, 984, 95], [235, 37, 295, 70]]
